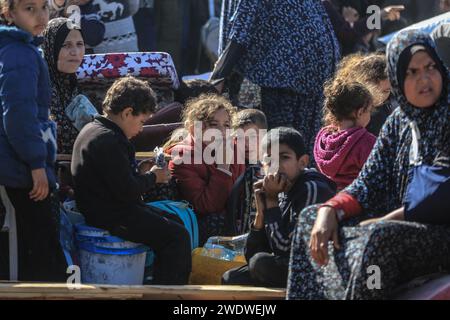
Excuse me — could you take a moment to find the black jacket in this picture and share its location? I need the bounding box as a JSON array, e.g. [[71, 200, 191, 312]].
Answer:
[[71, 116, 156, 228], [245, 169, 336, 261]]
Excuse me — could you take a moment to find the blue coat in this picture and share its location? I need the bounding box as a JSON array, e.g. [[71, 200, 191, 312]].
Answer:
[[0, 26, 57, 189]]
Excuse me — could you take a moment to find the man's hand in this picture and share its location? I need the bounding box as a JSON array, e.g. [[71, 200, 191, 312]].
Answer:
[[29, 168, 49, 201], [309, 206, 340, 266], [149, 165, 170, 184], [382, 5, 404, 21], [342, 6, 359, 24]]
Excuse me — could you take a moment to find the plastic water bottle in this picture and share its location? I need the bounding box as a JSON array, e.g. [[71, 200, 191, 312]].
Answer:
[[154, 147, 166, 168], [202, 243, 236, 261], [229, 233, 247, 256], [201, 234, 248, 261]]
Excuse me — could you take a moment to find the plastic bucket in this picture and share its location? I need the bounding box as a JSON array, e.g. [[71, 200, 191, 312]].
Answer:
[[75, 224, 109, 243], [75, 224, 148, 285]]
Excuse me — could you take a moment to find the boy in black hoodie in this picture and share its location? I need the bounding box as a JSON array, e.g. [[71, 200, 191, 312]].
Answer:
[[71, 76, 191, 285], [222, 127, 336, 287]]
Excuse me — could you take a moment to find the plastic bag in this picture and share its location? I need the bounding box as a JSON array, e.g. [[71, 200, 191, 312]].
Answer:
[[65, 94, 98, 131]]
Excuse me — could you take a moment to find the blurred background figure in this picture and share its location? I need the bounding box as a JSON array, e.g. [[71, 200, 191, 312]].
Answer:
[[431, 22, 450, 68], [133, 0, 157, 52], [441, 0, 450, 13], [51, 0, 140, 53], [91, 0, 140, 53], [153, 0, 221, 77], [211, 0, 340, 154], [49, 0, 105, 53]]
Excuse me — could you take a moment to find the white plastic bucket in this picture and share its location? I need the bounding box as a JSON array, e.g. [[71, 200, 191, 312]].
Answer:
[[75, 224, 147, 285]]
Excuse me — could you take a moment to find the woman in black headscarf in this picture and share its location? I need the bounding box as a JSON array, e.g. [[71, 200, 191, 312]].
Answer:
[[42, 17, 86, 155], [288, 29, 450, 300]]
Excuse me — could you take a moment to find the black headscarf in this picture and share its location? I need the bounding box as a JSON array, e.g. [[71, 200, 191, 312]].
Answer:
[[42, 18, 84, 154], [344, 29, 449, 215], [396, 43, 448, 96]]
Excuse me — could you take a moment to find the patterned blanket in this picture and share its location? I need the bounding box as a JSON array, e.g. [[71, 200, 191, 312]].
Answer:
[[76, 52, 180, 110]]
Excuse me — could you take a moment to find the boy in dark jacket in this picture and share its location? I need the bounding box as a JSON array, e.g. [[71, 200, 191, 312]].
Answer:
[[222, 127, 336, 287], [71, 76, 191, 285]]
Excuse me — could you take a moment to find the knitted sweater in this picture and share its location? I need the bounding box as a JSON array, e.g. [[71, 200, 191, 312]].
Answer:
[[92, 0, 139, 53]]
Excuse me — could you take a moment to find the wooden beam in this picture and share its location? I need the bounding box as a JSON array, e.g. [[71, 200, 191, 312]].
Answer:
[[56, 154, 72, 161], [58, 152, 169, 162], [0, 282, 286, 300]]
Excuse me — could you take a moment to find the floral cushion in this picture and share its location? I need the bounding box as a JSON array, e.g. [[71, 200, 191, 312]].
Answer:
[[76, 52, 179, 110], [76, 52, 179, 89]]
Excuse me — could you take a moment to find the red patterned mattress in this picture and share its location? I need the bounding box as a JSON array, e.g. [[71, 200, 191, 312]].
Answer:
[[76, 52, 179, 111], [76, 52, 179, 88]]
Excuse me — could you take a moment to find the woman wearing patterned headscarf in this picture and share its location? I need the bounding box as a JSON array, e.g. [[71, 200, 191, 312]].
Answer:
[[287, 29, 450, 300], [211, 0, 340, 153], [42, 18, 86, 155]]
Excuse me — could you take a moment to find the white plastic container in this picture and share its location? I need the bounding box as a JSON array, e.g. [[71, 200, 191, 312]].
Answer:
[[75, 224, 147, 285]]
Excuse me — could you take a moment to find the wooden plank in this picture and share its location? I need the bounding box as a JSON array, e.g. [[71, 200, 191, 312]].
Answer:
[[135, 151, 171, 161], [0, 283, 286, 300], [135, 151, 156, 159], [57, 154, 72, 161], [58, 152, 170, 162]]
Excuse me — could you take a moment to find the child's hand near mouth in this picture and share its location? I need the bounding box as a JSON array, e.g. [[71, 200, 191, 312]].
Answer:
[[263, 172, 289, 201]]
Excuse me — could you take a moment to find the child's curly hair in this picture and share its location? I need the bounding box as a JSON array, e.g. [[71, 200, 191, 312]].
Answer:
[[181, 94, 237, 129], [103, 76, 157, 116], [335, 52, 388, 106], [337, 52, 388, 84], [0, 0, 15, 24], [323, 79, 373, 128]]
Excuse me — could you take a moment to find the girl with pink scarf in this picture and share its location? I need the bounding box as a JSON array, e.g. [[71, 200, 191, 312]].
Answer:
[[314, 80, 376, 190]]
